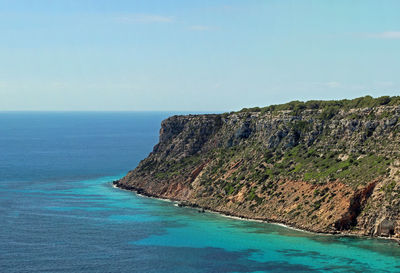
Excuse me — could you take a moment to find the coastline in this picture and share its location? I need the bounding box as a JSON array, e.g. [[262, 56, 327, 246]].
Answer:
[[111, 180, 400, 244]]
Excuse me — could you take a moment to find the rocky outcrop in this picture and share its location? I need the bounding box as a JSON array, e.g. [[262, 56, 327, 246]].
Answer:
[[334, 181, 377, 231], [117, 97, 400, 238]]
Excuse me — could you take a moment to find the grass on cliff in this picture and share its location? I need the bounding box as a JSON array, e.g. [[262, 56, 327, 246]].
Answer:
[[259, 145, 392, 187], [201, 144, 392, 191]]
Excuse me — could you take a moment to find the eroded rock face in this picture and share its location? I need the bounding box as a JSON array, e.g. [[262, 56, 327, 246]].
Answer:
[[118, 104, 400, 237], [376, 219, 395, 236], [151, 115, 223, 160]]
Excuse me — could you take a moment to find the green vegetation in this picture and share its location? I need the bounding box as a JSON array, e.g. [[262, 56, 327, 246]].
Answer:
[[154, 155, 202, 179], [382, 180, 397, 195], [239, 96, 400, 117], [258, 144, 392, 187], [204, 143, 392, 190]]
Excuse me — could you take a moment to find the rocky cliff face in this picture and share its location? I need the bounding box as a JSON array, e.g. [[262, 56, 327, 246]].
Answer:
[[116, 98, 400, 238]]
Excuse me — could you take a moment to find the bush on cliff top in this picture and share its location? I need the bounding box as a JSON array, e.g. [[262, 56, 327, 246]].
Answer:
[[239, 95, 400, 114]]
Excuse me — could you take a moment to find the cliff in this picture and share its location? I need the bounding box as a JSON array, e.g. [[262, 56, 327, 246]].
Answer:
[[115, 96, 400, 238]]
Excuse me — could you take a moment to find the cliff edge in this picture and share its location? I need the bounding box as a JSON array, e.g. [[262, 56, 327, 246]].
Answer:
[[115, 96, 400, 238]]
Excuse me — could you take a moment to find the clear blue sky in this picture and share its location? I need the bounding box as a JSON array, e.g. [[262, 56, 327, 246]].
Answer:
[[0, 0, 399, 111]]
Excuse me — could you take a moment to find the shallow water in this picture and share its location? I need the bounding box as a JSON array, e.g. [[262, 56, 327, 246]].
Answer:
[[1, 112, 399, 272]]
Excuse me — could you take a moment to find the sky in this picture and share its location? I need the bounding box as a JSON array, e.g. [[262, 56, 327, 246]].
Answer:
[[0, 0, 399, 111]]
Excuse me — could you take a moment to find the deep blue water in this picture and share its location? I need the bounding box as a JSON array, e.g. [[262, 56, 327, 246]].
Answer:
[[1, 112, 400, 273]]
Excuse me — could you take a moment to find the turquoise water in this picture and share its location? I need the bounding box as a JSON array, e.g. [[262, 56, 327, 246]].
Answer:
[[1, 112, 400, 272]]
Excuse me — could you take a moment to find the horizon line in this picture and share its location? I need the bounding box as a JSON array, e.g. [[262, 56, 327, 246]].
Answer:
[[0, 110, 228, 113]]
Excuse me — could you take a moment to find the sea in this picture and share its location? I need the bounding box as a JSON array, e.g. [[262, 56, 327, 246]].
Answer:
[[1, 112, 399, 273]]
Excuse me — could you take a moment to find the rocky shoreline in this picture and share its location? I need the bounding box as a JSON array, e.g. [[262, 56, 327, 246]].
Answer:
[[112, 179, 400, 243]]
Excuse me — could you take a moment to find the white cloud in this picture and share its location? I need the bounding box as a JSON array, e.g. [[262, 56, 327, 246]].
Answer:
[[0, 81, 8, 88], [325, 81, 341, 88], [213, 83, 222, 89], [50, 81, 68, 88], [364, 31, 400, 39], [188, 25, 216, 31], [115, 14, 174, 24]]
